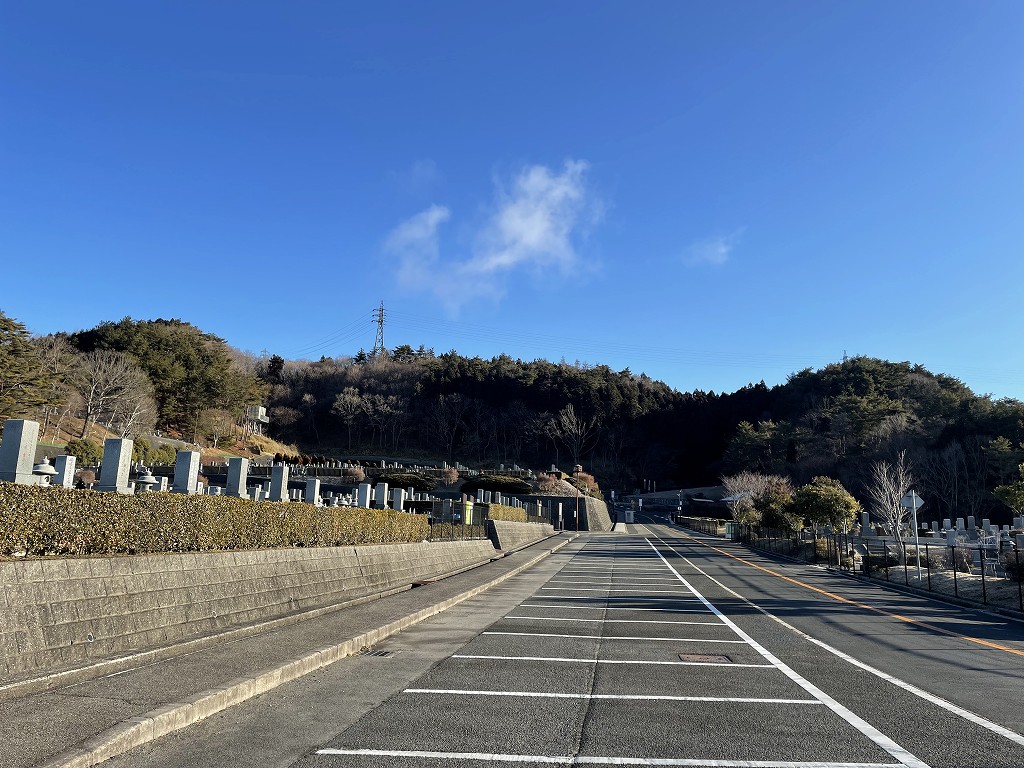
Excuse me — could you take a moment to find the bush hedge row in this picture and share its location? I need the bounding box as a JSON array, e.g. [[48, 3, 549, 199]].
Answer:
[[486, 504, 529, 523], [0, 484, 429, 557]]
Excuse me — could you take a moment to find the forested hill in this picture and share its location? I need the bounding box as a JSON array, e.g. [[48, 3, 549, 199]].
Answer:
[[3, 311, 1024, 521]]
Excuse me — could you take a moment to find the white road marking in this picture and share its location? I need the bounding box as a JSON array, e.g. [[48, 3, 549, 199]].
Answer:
[[483, 631, 744, 643], [666, 538, 1024, 750], [546, 579, 682, 585], [403, 688, 819, 704], [519, 604, 711, 613], [526, 595, 702, 602], [540, 593, 692, 598], [316, 748, 904, 766], [452, 653, 774, 668], [644, 539, 929, 768], [504, 615, 723, 625]]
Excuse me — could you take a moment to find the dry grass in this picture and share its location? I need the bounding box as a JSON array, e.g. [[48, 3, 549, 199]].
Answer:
[[868, 568, 1024, 613]]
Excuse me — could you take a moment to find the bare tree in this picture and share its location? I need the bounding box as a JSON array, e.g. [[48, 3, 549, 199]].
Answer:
[[198, 408, 236, 448], [550, 404, 599, 465], [430, 393, 468, 458], [722, 471, 785, 525], [331, 387, 364, 449], [865, 450, 914, 559], [74, 350, 156, 439]]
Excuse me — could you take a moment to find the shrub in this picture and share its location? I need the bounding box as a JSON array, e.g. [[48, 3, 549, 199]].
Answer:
[[460, 474, 533, 495], [376, 472, 437, 493], [342, 466, 366, 482], [0, 484, 429, 557], [440, 466, 460, 487], [65, 439, 103, 466], [537, 473, 559, 493], [863, 550, 901, 570], [488, 505, 529, 523], [1000, 550, 1024, 582]]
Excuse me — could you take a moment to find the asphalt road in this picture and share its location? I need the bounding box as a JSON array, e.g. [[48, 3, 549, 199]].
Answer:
[[101, 520, 1024, 768]]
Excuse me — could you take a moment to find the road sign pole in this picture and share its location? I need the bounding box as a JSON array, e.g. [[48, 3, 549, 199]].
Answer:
[[902, 490, 924, 582]]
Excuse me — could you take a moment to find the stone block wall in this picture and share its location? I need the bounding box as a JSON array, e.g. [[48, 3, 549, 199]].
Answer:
[[0, 539, 498, 680]]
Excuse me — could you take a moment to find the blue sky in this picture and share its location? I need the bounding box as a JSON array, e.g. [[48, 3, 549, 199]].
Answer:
[[3, 2, 1023, 398]]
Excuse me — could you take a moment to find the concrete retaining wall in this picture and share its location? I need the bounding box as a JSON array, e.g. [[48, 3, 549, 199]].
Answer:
[[0, 539, 498, 680], [488, 521, 555, 551]]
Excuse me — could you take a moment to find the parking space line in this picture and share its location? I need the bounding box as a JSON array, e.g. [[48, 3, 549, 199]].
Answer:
[[519, 604, 712, 613], [661, 536, 1024, 750], [316, 748, 903, 766], [503, 615, 722, 625], [542, 587, 696, 593], [645, 539, 928, 768], [404, 688, 819, 704], [452, 654, 775, 668], [528, 598, 704, 606], [483, 631, 744, 643]]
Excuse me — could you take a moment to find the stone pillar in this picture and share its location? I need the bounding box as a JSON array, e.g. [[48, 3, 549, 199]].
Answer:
[[97, 438, 134, 494], [390, 488, 406, 511], [172, 450, 201, 495], [269, 464, 289, 502], [357, 483, 372, 508], [53, 455, 77, 489], [306, 477, 321, 506], [374, 482, 389, 509], [226, 457, 250, 498], [0, 419, 40, 485]]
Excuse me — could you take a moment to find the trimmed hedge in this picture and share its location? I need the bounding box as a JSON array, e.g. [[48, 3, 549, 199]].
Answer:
[[0, 484, 429, 557], [487, 504, 529, 523]]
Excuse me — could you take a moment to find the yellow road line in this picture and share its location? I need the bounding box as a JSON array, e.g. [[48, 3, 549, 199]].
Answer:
[[675, 530, 1024, 659]]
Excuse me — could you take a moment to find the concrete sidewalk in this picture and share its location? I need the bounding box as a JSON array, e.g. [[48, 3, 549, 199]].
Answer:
[[2, 534, 577, 768]]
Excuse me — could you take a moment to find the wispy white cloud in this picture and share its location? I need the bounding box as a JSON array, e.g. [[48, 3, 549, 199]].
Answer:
[[684, 230, 744, 266], [383, 204, 450, 291], [382, 160, 597, 313], [468, 159, 591, 275]]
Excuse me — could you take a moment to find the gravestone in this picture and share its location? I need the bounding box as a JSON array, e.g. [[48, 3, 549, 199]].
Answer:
[[0, 419, 40, 485], [374, 482, 389, 509], [357, 483, 372, 508], [226, 457, 250, 498], [306, 478, 321, 506], [269, 464, 289, 502], [97, 438, 134, 494], [53, 454, 77, 489], [390, 488, 406, 511], [172, 451, 201, 495]]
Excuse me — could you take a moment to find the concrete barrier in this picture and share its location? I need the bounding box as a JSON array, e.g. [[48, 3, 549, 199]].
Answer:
[[488, 520, 555, 551], [0, 540, 498, 680]]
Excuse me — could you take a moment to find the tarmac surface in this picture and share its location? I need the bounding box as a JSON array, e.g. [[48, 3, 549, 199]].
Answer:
[[8, 519, 1024, 768]]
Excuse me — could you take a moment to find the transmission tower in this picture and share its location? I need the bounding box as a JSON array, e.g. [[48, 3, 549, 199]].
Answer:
[[371, 301, 386, 357]]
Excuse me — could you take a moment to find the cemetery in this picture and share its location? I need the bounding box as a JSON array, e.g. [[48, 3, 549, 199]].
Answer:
[[676, 508, 1024, 613], [0, 418, 607, 680]]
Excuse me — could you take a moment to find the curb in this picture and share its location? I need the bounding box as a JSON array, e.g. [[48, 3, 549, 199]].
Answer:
[[39, 535, 578, 768]]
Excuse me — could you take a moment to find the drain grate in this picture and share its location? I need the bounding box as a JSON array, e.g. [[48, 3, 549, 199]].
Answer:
[[358, 649, 397, 657], [678, 653, 731, 663]]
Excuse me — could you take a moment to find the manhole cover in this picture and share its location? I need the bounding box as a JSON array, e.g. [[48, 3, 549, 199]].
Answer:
[[678, 653, 731, 663]]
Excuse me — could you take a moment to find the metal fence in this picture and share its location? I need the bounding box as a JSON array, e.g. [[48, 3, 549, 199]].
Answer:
[[672, 516, 1024, 613]]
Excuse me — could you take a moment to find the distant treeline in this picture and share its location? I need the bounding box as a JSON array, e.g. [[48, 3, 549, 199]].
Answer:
[[4, 310, 1024, 522]]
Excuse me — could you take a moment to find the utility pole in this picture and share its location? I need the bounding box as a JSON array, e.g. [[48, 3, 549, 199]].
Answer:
[[371, 301, 386, 357]]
